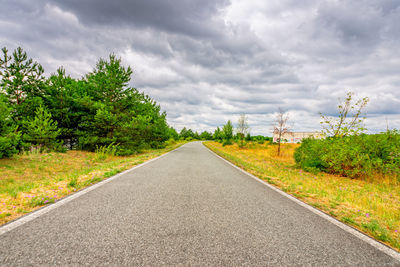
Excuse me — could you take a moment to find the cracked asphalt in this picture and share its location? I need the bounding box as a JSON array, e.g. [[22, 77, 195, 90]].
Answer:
[[0, 142, 398, 266]]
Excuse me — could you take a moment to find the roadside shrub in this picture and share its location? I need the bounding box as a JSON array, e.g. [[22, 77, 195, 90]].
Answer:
[[29, 195, 55, 207], [68, 177, 78, 188], [95, 143, 119, 161], [257, 138, 265, 144], [294, 130, 400, 181], [164, 138, 176, 147], [294, 138, 328, 172], [222, 139, 233, 146]]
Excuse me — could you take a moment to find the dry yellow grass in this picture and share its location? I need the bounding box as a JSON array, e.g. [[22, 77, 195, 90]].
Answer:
[[204, 141, 400, 251], [0, 142, 185, 225]]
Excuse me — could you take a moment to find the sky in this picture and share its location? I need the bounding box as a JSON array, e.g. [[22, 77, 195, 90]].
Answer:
[[1, 0, 400, 135]]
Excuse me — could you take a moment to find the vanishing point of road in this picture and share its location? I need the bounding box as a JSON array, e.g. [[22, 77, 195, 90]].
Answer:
[[0, 142, 399, 266]]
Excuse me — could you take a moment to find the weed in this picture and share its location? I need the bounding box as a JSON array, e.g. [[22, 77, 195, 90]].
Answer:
[[341, 217, 357, 225], [95, 143, 119, 161], [29, 195, 55, 207], [0, 213, 11, 219], [330, 201, 339, 209], [6, 188, 18, 198], [362, 220, 391, 242], [16, 208, 29, 213], [103, 169, 120, 178], [82, 176, 103, 186], [68, 177, 78, 188]]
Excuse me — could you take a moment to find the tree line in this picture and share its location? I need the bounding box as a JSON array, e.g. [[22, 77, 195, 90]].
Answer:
[[0, 47, 270, 159], [0, 47, 174, 158]]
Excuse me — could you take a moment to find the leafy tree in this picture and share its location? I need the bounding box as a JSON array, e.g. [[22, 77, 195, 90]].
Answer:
[[200, 131, 212, 140], [179, 127, 195, 140], [213, 127, 222, 142], [193, 131, 200, 140], [23, 105, 61, 151], [245, 133, 252, 141], [0, 94, 20, 158], [168, 127, 179, 140], [222, 120, 233, 145], [320, 92, 369, 137]]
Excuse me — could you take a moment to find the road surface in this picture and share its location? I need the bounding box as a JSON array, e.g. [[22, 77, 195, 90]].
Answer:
[[0, 142, 399, 266]]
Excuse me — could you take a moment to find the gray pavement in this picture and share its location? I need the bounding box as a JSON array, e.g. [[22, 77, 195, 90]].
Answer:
[[0, 141, 399, 266]]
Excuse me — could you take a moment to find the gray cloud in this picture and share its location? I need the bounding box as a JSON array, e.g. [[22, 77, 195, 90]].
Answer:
[[1, 0, 399, 135], [52, 0, 230, 38]]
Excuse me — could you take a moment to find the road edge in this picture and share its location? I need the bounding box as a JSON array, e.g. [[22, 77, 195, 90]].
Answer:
[[0, 143, 186, 236], [203, 142, 400, 262]]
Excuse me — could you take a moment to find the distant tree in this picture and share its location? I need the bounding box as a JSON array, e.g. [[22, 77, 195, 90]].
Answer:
[[213, 127, 222, 142], [200, 131, 212, 140], [222, 120, 233, 146], [168, 127, 179, 140], [273, 108, 290, 156], [320, 92, 369, 137], [179, 127, 196, 140], [193, 131, 200, 140], [179, 127, 188, 139], [245, 133, 252, 141], [236, 114, 249, 148]]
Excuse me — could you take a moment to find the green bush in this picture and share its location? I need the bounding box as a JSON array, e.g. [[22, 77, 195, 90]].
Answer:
[[164, 138, 176, 147], [294, 131, 400, 180], [222, 139, 233, 146], [95, 143, 119, 160]]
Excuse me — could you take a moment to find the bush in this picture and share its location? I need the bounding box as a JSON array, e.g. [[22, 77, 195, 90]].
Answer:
[[95, 143, 119, 161], [294, 138, 328, 172], [294, 131, 400, 180], [222, 139, 233, 146], [164, 138, 176, 147]]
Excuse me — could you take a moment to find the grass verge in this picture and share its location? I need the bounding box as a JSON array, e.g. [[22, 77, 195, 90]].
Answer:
[[204, 141, 400, 252], [0, 141, 186, 225]]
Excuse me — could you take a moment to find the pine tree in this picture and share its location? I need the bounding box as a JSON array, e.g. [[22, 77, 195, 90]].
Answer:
[[23, 105, 61, 151]]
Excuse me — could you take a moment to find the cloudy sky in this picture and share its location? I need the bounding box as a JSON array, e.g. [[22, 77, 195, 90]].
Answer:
[[2, 0, 400, 135]]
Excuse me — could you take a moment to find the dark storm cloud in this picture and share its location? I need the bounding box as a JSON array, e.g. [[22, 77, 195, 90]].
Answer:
[[1, 0, 399, 134], [52, 0, 230, 38]]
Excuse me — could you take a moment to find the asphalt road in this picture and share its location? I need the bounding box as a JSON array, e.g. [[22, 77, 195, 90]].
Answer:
[[0, 142, 399, 266]]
